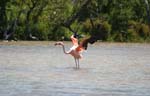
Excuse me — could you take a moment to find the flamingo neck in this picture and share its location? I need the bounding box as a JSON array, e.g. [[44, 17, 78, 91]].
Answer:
[[61, 45, 68, 54]]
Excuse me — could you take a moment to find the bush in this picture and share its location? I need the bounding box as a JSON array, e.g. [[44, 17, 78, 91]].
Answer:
[[48, 26, 72, 41], [127, 20, 150, 42], [14, 26, 26, 40], [83, 19, 111, 41], [140, 24, 150, 39], [127, 29, 141, 42]]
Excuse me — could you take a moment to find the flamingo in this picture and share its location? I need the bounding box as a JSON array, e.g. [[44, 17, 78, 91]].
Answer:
[[55, 35, 89, 69]]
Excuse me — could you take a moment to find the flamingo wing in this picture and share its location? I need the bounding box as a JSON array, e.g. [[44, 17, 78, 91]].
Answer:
[[74, 38, 89, 52], [71, 35, 98, 51], [78, 38, 89, 50], [71, 35, 78, 46], [78, 36, 98, 50]]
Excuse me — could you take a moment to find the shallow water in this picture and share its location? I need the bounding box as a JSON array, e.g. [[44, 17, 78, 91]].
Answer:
[[0, 42, 150, 96]]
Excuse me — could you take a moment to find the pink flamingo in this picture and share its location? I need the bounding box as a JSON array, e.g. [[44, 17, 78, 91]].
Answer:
[[55, 35, 89, 69]]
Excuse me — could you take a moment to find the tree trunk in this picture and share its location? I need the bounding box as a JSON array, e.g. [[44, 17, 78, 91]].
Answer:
[[3, 10, 22, 40], [33, 2, 47, 24], [0, 0, 8, 39], [144, 0, 150, 37], [25, 0, 38, 39]]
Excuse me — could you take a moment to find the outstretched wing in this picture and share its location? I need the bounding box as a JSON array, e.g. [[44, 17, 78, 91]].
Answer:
[[78, 36, 98, 50], [71, 34, 98, 51], [71, 35, 78, 46]]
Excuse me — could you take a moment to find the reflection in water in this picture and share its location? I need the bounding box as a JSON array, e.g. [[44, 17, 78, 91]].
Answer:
[[0, 42, 150, 96]]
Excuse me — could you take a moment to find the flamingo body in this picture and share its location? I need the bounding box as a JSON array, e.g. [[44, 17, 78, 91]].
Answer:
[[68, 35, 83, 59], [55, 33, 99, 69], [55, 35, 84, 69]]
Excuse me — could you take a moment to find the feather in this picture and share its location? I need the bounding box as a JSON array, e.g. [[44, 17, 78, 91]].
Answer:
[[79, 36, 98, 50]]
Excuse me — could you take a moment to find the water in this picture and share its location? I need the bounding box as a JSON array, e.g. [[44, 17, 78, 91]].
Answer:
[[0, 42, 150, 96]]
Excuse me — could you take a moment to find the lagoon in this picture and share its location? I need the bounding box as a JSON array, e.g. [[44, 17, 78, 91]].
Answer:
[[0, 42, 150, 96]]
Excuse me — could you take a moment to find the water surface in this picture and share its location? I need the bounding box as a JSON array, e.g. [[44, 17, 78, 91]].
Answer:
[[0, 42, 150, 96]]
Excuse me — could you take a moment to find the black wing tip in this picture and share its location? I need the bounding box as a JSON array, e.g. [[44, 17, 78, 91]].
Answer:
[[88, 36, 98, 44], [81, 36, 98, 50]]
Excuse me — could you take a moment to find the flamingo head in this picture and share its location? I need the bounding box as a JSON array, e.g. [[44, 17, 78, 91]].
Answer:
[[54, 42, 64, 46]]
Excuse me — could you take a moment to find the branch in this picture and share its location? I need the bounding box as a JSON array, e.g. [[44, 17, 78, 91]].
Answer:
[[62, 0, 91, 33], [89, 16, 95, 29], [33, 1, 47, 23]]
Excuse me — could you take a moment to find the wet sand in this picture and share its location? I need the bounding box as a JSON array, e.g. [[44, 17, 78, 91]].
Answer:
[[0, 41, 150, 96]]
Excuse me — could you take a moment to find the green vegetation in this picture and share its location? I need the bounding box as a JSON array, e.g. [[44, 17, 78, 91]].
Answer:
[[0, 0, 150, 42]]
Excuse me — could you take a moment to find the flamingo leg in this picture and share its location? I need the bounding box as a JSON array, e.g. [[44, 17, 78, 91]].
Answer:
[[77, 59, 80, 69], [74, 58, 77, 69]]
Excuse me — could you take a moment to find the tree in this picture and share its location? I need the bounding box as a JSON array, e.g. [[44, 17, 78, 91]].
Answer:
[[0, 0, 10, 39], [144, 0, 150, 25], [0, 0, 149, 42]]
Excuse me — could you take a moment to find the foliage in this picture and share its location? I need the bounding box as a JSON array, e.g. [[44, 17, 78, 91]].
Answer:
[[0, 0, 150, 42]]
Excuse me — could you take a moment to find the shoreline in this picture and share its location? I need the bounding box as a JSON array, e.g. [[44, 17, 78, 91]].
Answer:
[[0, 40, 149, 46]]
